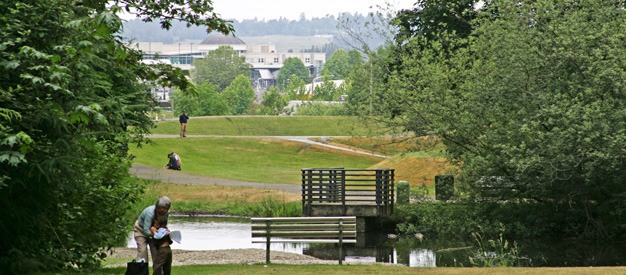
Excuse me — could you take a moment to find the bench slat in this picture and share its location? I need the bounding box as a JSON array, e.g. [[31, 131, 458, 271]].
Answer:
[[251, 231, 357, 238], [252, 239, 357, 244], [251, 224, 355, 229], [251, 219, 357, 223], [251, 216, 356, 222]]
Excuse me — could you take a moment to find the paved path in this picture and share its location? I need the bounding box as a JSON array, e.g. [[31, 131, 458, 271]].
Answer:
[[131, 164, 302, 194]]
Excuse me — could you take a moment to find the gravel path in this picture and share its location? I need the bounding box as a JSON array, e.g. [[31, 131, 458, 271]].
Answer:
[[105, 247, 338, 267], [130, 164, 301, 194]]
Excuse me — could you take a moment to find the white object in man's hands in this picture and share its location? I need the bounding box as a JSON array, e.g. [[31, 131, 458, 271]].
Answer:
[[169, 230, 182, 243]]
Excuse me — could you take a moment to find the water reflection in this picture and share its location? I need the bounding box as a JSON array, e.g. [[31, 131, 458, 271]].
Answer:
[[408, 249, 436, 267]]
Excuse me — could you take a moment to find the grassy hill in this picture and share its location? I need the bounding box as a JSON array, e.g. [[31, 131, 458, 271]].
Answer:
[[151, 116, 394, 136], [136, 116, 453, 188], [130, 137, 382, 184]]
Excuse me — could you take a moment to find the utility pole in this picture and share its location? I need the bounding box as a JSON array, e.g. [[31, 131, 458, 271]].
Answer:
[[190, 43, 194, 64], [369, 63, 373, 115]]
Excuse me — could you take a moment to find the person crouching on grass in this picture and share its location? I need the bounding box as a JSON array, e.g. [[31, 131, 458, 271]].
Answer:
[[151, 214, 173, 275], [165, 152, 181, 170]]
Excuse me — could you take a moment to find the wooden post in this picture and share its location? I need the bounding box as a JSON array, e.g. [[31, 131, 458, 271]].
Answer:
[[435, 175, 454, 201], [340, 169, 346, 215], [338, 219, 344, 265], [265, 220, 271, 264]]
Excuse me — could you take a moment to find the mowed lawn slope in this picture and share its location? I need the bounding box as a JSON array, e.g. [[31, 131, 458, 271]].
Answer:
[[130, 137, 383, 184], [151, 116, 390, 136]]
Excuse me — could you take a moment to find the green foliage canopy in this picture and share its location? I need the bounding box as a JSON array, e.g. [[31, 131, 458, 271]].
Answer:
[[284, 74, 309, 100], [0, 0, 231, 272], [261, 87, 289, 115], [172, 83, 229, 116], [377, 0, 626, 239], [276, 57, 311, 90], [222, 74, 256, 115], [190, 45, 251, 91], [312, 76, 343, 101], [321, 49, 364, 79]]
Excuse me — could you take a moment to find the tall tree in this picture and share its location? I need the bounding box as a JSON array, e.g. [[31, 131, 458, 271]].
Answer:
[[321, 49, 364, 79], [276, 57, 311, 90], [312, 76, 341, 101], [383, 0, 626, 240], [190, 45, 251, 91], [393, 0, 477, 46], [0, 0, 231, 273], [261, 86, 289, 115], [284, 74, 309, 100], [222, 74, 256, 115]]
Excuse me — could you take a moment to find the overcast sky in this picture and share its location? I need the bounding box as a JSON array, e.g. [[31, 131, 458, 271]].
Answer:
[[212, 0, 416, 21]]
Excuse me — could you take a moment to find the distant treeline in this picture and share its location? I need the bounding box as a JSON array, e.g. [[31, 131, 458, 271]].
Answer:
[[122, 13, 368, 43]]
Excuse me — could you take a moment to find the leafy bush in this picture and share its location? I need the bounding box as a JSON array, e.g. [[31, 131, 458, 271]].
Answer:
[[469, 224, 525, 267], [394, 202, 503, 240], [295, 102, 349, 116], [246, 198, 301, 217]]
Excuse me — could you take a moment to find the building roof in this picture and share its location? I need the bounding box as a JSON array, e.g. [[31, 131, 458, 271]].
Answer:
[[258, 69, 274, 79], [200, 33, 246, 45]]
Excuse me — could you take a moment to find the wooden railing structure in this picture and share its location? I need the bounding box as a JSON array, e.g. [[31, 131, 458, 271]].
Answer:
[[301, 168, 395, 218]]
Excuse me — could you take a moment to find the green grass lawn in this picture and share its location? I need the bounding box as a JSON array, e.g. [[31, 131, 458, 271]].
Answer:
[[92, 264, 626, 275], [130, 137, 383, 184], [151, 116, 394, 136]]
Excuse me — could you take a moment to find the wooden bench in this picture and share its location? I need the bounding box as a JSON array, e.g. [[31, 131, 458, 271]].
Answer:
[[251, 216, 357, 264]]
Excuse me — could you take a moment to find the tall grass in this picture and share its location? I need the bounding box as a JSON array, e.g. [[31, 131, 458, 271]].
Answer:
[[469, 224, 525, 267], [245, 198, 301, 217], [138, 181, 301, 216]]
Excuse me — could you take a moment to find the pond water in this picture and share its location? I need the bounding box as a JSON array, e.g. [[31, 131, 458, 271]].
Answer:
[[126, 216, 440, 267], [127, 216, 626, 267]]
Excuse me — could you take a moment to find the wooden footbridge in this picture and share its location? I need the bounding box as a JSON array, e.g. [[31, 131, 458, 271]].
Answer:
[[301, 168, 395, 232]]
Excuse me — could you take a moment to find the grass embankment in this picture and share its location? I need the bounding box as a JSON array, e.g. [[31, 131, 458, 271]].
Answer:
[[142, 116, 454, 187], [327, 135, 457, 191], [131, 137, 382, 184], [131, 116, 455, 213], [139, 181, 302, 216], [151, 116, 383, 136]]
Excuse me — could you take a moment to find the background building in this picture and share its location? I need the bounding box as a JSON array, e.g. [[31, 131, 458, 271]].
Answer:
[[129, 33, 327, 105]]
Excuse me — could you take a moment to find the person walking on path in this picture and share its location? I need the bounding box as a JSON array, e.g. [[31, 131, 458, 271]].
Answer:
[[179, 110, 189, 137], [133, 196, 172, 266]]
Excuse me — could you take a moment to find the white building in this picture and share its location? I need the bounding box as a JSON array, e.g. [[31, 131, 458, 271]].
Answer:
[[128, 34, 327, 103]]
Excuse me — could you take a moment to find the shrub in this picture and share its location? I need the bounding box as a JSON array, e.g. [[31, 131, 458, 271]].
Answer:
[[295, 102, 349, 116]]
